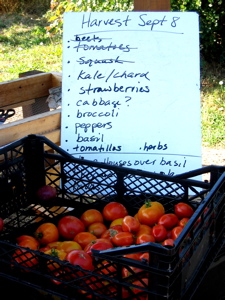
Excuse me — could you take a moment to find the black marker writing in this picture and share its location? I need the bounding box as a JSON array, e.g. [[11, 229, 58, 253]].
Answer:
[[76, 56, 135, 67], [81, 13, 132, 28], [79, 83, 150, 95]]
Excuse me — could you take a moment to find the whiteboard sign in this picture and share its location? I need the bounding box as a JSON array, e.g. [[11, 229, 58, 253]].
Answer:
[[61, 12, 201, 176]]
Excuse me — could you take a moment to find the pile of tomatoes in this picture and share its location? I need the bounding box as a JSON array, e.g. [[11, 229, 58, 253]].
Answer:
[[11, 199, 195, 298]]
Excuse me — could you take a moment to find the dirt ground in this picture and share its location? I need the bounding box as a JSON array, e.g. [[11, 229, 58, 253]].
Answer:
[[202, 146, 225, 167]]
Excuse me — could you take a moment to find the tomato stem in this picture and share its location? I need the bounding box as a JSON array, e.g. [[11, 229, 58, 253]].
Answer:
[[50, 248, 59, 257], [144, 200, 152, 208]]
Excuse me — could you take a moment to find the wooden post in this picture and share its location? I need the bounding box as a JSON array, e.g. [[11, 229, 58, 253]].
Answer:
[[134, 0, 170, 11]]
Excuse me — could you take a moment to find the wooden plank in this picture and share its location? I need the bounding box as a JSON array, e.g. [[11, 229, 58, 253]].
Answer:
[[0, 72, 54, 107], [51, 72, 63, 87], [1, 99, 35, 110], [0, 109, 61, 147], [44, 129, 61, 146], [19, 71, 51, 117], [134, 0, 170, 11]]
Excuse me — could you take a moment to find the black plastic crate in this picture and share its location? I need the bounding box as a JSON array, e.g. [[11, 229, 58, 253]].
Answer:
[[0, 134, 225, 300]]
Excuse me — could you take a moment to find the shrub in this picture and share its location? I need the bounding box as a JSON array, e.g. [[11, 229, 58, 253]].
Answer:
[[171, 0, 225, 64], [0, 0, 50, 14]]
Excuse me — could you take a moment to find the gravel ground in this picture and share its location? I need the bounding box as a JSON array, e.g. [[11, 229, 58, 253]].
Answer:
[[202, 146, 225, 167]]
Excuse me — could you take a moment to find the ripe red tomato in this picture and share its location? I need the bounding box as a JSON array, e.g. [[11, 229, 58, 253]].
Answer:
[[87, 222, 107, 238], [158, 213, 179, 230], [136, 233, 155, 244], [132, 278, 149, 294], [34, 222, 59, 245], [111, 232, 134, 247], [80, 209, 104, 227], [174, 202, 194, 219], [74, 232, 97, 249], [152, 224, 167, 242], [84, 239, 113, 256], [65, 249, 94, 271], [137, 200, 165, 227], [138, 252, 150, 263], [178, 217, 190, 227], [123, 253, 141, 260], [122, 215, 140, 233], [97, 260, 117, 276], [122, 266, 143, 278], [100, 225, 123, 240], [58, 215, 85, 240], [102, 202, 128, 221], [171, 226, 183, 240], [162, 238, 175, 247]]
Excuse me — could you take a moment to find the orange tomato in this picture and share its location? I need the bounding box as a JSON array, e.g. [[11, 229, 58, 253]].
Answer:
[[34, 222, 59, 245], [16, 235, 40, 249], [122, 215, 140, 233], [17, 239, 40, 250], [47, 241, 62, 249], [87, 222, 107, 238], [136, 233, 155, 244], [137, 200, 165, 227], [110, 218, 124, 227], [74, 232, 97, 249], [44, 248, 67, 271], [80, 209, 104, 227], [57, 240, 82, 253], [111, 232, 134, 247], [135, 224, 153, 237]]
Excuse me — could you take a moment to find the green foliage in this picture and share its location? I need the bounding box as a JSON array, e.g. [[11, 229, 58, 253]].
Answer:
[[0, 0, 50, 14], [171, 0, 225, 64], [45, 0, 133, 37]]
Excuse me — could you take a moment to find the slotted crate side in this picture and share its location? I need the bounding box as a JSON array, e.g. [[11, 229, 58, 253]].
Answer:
[[0, 135, 225, 299]]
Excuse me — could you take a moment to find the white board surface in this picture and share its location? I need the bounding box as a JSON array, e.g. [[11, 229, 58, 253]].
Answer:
[[61, 11, 202, 176]]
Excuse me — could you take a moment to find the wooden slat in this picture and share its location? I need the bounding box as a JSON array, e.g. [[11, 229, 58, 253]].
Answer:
[[134, 0, 170, 11], [51, 72, 63, 87], [1, 99, 35, 110], [0, 72, 58, 107], [0, 109, 61, 147]]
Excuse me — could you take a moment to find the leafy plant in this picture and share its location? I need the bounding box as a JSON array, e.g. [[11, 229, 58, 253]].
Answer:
[[45, 0, 134, 38], [171, 0, 225, 64]]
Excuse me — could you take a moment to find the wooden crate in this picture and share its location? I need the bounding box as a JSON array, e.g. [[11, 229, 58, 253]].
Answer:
[[0, 72, 61, 148]]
